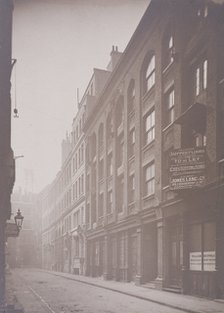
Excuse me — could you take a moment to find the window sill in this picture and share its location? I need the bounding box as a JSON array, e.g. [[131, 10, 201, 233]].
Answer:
[[142, 85, 155, 102], [142, 194, 155, 201], [162, 60, 174, 75], [142, 139, 155, 152]]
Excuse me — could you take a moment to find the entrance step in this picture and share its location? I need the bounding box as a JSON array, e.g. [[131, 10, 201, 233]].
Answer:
[[163, 286, 181, 294], [142, 281, 157, 289]]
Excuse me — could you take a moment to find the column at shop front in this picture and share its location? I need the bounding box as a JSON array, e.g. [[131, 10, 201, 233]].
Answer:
[[135, 226, 143, 285], [180, 213, 189, 294], [0, 220, 6, 305], [216, 195, 224, 298], [155, 220, 164, 289]]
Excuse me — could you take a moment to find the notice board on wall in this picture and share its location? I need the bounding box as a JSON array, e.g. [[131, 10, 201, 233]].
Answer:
[[169, 148, 206, 190]]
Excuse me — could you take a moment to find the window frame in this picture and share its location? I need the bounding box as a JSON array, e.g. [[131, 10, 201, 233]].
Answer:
[[145, 109, 155, 145], [144, 162, 155, 196]]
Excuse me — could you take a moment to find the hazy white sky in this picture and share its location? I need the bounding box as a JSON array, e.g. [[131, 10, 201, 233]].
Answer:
[[11, 0, 150, 193]]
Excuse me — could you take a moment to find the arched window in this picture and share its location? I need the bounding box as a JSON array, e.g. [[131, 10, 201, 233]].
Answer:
[[127, 79, 135, 114], [142, 53, 155, 95]]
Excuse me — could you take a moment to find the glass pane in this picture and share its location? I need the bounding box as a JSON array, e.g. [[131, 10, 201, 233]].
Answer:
[[189, 223, 202, 252], [203, 222, 215, 251]]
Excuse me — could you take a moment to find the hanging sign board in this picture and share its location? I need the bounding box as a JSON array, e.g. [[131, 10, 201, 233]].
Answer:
[[169, 148, 206, 190], [5, 222, 19, 237]]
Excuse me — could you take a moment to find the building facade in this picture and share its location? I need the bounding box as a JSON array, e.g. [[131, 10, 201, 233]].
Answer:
[[84, 0, 224, 299], [0, 0, 15, 305]]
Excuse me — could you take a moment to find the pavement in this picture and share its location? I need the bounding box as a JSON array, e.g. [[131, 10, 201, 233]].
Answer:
[[1, 271, 24, 313], [42, 270, 224, 313]]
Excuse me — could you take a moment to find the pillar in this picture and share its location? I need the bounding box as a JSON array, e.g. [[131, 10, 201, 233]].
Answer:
[[135, 226, 143, 285], [155, 220, 164, 289], [103, 235, 111, 280]]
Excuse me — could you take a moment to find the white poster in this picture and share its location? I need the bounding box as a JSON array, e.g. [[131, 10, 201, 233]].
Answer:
[[190, 252, 202, 271], [203, 251, 216, 271]]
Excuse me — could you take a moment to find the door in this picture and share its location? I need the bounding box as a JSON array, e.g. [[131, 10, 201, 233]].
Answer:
[[130, 235, 137, 281], [169, 223, 181, 287]]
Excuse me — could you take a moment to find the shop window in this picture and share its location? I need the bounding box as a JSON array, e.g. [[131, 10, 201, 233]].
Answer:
[[127, 79, 135, 114], [164, 88, 175, 127], [144, 109, 155, 145], [144, 162, 155, 196], [189, 222, 216, 271]]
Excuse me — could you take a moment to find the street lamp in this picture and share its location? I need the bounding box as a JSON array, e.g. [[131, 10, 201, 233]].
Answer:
[[14, 209, 24, 231]]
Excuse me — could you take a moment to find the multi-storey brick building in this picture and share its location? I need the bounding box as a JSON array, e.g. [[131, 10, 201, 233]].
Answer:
[[41, 67, 111, 275], [84, 0, 224, 299]]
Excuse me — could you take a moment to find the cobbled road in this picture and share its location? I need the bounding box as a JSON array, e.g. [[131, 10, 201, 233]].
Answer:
[[11, 268, 189, 313]]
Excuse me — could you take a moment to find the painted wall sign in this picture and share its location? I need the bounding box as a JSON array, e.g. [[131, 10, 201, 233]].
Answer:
[[169, 148, 206, 190], [189, 252, 202, 271]]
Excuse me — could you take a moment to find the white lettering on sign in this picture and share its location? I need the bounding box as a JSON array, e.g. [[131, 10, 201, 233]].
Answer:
[[190, 252, 202, 271]]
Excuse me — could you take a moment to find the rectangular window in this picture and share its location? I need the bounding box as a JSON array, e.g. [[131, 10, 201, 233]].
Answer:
[[145, 162, 155, 196], [145, 110, 155, 144], [203, 59, 208, 90], [196, 67, 200, 96], [164, 89, 175, 126], [194, 59, 208, 96]]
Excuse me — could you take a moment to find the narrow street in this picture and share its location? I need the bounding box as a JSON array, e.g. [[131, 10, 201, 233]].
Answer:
[[11, 269, 187, 313]]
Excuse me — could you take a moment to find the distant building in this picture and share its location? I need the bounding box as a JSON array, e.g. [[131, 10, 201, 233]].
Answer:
[[84, 0, 224, 299], [41, 67, 110, 274]]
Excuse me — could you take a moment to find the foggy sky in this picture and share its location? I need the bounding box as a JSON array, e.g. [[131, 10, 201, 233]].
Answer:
[[11, 0, 150, 193]]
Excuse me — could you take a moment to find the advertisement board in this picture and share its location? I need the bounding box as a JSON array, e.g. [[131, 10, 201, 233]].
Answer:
[[169, 148, 206, 190]]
